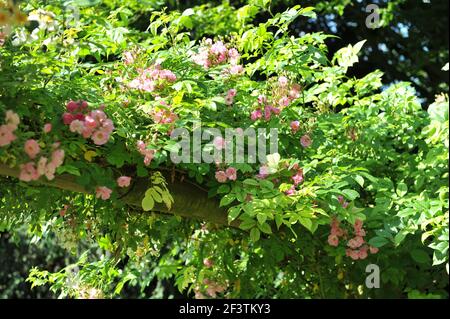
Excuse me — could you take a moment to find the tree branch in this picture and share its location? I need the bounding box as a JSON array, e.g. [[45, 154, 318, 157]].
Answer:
[[0, 163, 238, 228]]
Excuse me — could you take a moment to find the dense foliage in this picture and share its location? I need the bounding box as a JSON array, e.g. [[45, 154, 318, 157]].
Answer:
[[0, 0, 448, 298]]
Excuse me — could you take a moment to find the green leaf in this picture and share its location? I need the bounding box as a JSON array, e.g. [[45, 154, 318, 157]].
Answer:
[[275, 215, 283, 229], [368, 236, 389, 248], [354, 175, 364, 187], [161, 191, 173, 210], [142, 195, 154, 211], [342, 189, 359, 201], [56, 164, 81, 176], [432, 250, 447, 266], [228, 207, 241, 222], [256, 213, 267, 225], [219, 194, 235, 207], [396, 183, 408, 197], [239, 219, 255, 231], [250, 228, 260, 242], [410, 249, 431, 264], [243, 179, 259, 186], [217, 184, 231, 194], [258, 222, 272, 234], [299, 217, 313, 232]]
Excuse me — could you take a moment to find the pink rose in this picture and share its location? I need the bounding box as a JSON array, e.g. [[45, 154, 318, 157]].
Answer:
[[215, 170, 227, 183], [347, 249, 360, 260], [250, 109, 262, 121], [69, 119, 85, 134], [102, 119, 114, 134], [37, 157, 48, 176], [292, 171, 304, 185], [91, 129, 110, 145], [354, 219, 363, 231], [290, 121, 300, 133], [285, 185, 296, 196], [369, 246, 379, 254], [81, 127, 94, 138], [24, 139, 40, 159], [203, 258, 213, 268], [117, 176, 131, 188], [289, 84, 301, 99], [264, 106, 272, 121], [44, 162, 57, 180], [358, 249, 368, 260], [300, 134, 312, 148], [227, 89, 237, 98], [90, 110, 107, 124], [213, 136, 226, 150], [225, 167, 237, 181], [257, 95, 267, 105], [51, 149, 65, 167], [137, 140, 146, 152], [0, 124, 16, 147], [278, 96, 290, 107], [66, 100, 79, 113], [348, 236, 364, 249], [84, 116, 97, 129], [257, 165, 270, 179], [225, 95, 234, 106], [62, 112, 75, 125], [278, 76, 288, 87], [19, 162, 40, 182], [328, 234, 339, 247], [5, 110, 20, 130], [43, 123, 52, 133], [96, 186, 112, 200]]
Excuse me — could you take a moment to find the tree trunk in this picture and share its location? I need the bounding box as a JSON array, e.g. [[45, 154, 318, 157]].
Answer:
[[0, 163, 237, 227]]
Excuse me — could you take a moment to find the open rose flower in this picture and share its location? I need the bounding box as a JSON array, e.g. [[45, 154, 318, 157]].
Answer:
[[328, 234, 339, 247], [91, 129, 110, 145], [290, 120, 300, 133], [225, 167, 237, 181], [215, 170, 227, 183], [0, 125, 16, 147], [19, 162, 40, 182], [43, 123, 52, 133], [300, 134, 312, 148], [213, 136, 226, 150], [5, 110, 20, 130], [24, 139, 40, 159], [117, 176, 131, 188], [96, 186, 112, 200]]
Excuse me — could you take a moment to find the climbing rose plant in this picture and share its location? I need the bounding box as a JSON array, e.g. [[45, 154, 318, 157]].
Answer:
[[0, 0, 448, 299]]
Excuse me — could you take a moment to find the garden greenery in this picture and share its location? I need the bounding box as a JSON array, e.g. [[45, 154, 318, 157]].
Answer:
[[0, 0, 448, 298]]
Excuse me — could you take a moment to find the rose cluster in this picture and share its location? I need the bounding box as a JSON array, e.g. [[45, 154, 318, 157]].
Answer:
[[250, 95, 280, 122], [152, 108, 178, 125], [94, 176, 131, 201], [137, 140, 155, 166], [20, 139, 65, 182], [215, 167, 237, 183], [327, 218, 379, 260], [192, 39, 241, 70], [224, 89, 237, 106], [62, 100, 114, 146], [284, 164, 305, 196], [194, 278, 227, 299], [250, 76, 301, 121], [128, 64, 177, 92], [0, 110, 19, 147]]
